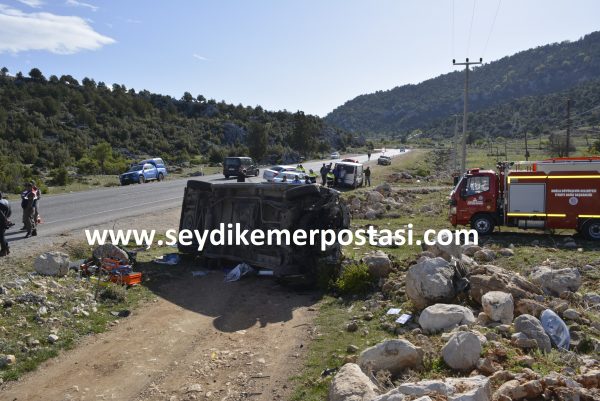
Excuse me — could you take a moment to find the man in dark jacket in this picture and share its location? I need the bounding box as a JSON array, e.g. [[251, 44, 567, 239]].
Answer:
[[0, 192, 12, 256]]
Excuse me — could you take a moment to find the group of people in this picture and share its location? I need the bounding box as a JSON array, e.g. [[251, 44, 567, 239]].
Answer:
[[0, 181, 41, 257]]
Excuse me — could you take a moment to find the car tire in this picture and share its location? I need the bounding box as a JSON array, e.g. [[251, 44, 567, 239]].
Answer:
[[157, 173, 164, 182], [471, 214, 495, 236], [224, 175, 229, 179], [581, 219, 600, 240], [139, 175, 145, 184]]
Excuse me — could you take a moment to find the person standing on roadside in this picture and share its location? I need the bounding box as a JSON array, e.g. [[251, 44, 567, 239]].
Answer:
[[20, 183, 29, 230], [367, 151, 371, 161], [320, 163, 328, 185], [30, 180, 41, 223], [23, 190, 37, 238], [0, 192, 12, 256], [364, 166, 371, 187]]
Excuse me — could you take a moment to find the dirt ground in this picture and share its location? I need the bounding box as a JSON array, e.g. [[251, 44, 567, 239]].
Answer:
[[1, 208, 319, 401]]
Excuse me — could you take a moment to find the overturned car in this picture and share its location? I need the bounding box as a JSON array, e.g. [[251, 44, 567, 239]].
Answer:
[[178, 181, 350, 282]]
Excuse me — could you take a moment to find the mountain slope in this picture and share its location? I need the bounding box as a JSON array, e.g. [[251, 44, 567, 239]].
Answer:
[[325, 31, 600, 137]]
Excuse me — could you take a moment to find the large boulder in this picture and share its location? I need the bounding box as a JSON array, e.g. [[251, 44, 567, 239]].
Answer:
[[396, 376, 491, 401], [513, 314, 552, 353], [469, 265, 542, 304], [329, 363, 378, 401], [442, 332, 482, 371], [406, 257, 456, 309], [529, 266, 581, 296], [358, 339, 423, 375], [34, 252, 70, 276], [362, 251, 393, 279], [418, 304, 475, 332], [482, 291, 514, 324], [423, 238, 463, 261], [367, 191, 384, 203], [493, 379, 543, 401]]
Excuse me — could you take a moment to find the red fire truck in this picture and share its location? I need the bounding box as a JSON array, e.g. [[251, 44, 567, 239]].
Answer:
[[449, 157, 600, 240]]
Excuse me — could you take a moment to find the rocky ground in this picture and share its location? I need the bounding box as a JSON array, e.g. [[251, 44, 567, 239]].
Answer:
[[325, 174, 600, 400]]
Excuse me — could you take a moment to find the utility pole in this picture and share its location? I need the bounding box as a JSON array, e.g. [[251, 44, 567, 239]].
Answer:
[[525, 130, 530, 161], [566, 98, 571, 157], [453, 114, 459, 170], [453, 57, 482, 172]]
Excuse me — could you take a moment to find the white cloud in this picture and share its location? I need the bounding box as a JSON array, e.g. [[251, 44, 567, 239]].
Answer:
[[65, 0, 98, 12], [124, 18, 141, 24], [16, 0, 43, 8], [0, 4, 114, 54], [193, 54, 208, 61]]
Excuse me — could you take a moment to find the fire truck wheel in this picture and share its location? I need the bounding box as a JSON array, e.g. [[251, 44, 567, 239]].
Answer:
[[471, 214, 495, 236], [581, 220, 600, 241]]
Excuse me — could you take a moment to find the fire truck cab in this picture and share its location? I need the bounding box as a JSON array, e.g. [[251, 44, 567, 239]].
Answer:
[[449, 157, 600, 240]]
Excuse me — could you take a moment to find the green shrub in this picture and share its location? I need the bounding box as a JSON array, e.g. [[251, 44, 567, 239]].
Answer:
[[99, 284, 127, 303], [334, 263, 373, 295], [50, 167, 72, 186]]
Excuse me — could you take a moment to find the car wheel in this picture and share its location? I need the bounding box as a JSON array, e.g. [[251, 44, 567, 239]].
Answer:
[[471, 214, 495, 236], [139, 175, 145, 184], [581, 220, 600, 240], [157, 173, 164, 182]]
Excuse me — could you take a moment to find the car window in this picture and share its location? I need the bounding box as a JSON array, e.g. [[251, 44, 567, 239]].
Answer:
[[144, 164, 153, 170], [465, 176, 490, 196], [225, 158, 240, 166], [128, 164, 143, 172]]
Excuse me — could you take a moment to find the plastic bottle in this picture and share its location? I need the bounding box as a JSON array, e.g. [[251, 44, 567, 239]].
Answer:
[[540, 309, 570, 350]]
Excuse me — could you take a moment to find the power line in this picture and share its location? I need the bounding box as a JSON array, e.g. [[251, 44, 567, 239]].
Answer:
[[453, 57, 483, 171], [482, 0, 502, 58], [451, 0, 455, 57], [466, 0, 477, 56]]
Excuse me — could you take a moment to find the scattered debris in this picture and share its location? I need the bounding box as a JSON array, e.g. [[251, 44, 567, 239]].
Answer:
[[224, 263, 255, 282], [153, 253, 181, 265]]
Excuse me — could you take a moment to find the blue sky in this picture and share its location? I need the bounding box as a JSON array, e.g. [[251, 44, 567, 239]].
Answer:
[[1, 1, 599, 116]]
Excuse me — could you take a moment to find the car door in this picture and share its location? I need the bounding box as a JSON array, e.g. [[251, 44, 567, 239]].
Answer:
[[144, 163, 156, 180]]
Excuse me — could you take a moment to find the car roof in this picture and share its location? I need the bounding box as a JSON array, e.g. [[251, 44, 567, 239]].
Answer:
[[336, 161, 362, 166]]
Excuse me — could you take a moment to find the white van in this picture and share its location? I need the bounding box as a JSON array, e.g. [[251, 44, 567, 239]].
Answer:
[[334, 161, 364, 189]]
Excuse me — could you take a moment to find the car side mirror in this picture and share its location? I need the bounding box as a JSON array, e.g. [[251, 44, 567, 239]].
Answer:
[[460, 187, 467, 199]]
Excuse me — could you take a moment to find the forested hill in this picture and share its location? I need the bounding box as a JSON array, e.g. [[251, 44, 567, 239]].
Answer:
[[325, 31, 600, 139], [0, 68, 351, 186]]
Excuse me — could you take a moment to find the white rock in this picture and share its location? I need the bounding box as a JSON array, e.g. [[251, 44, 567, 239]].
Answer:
[[418, 304, 475, 332], [371, 388, 407, 401], [442, 332, 482, 371], [514, 314, 551, 353], [358, 339, 423, 375], [48, 334, 59, 344], [367, 191, 384, 203], [481, 291, 514, 324], [362, 251, 393, 279], [329, 363, 378, 401], [405, 258, 456, 309], [529, 266, 581, 296], [34, 252, 70, 277], [396, 376, 490, 401]]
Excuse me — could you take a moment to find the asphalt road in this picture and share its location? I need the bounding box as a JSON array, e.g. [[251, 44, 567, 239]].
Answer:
[[5, 149, 406, 245]]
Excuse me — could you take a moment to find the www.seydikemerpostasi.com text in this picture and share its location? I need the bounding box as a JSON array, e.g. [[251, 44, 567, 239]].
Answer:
[[85, 224, 478, 251]]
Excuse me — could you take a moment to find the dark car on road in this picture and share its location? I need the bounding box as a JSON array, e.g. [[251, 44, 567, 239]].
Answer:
[[223, 157, 259, 179]]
